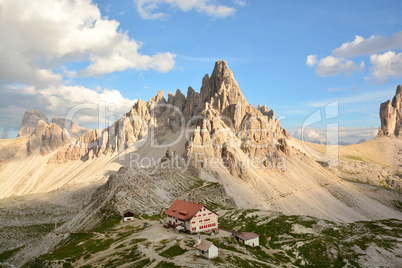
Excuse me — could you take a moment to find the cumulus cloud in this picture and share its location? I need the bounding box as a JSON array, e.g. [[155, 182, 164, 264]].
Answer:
[[0, 0, 161, 134], [332, 32, 402, 58], [0, 84, 136, 131], [315, 56, 364, 77], [0, 0, 175, 83], [306, 54, 318, 67], [368, 51, 402, 81], [135, 0, 237, 19], [292, 126, 378, 144], [307, 31, 402, 81]]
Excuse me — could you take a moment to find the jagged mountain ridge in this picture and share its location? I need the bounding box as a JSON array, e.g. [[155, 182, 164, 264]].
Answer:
[[1, 61, 402, 268], [44, 61, 400, 223], [51, 60, 289, 178], [0, 60, 401, 224], [16, 110, 89, 156], [18, 110, 88, 139]]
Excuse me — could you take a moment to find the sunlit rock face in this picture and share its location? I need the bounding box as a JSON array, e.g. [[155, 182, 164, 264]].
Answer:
[[378, 85, 402, 137]]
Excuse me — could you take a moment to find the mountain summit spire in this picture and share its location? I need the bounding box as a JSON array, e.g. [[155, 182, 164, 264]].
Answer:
[[200, 60, 246, 105], [378, 85, 402, 137]]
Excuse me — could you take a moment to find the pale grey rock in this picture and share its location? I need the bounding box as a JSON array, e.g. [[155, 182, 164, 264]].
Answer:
[[18, 110, 48, 137], [51, 117, 88, 138]]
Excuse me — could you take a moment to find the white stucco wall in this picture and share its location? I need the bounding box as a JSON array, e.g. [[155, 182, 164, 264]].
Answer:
[[196, 244, 218, 259], [206, 244, 218, 259], [244, 237, 259, 247], [188, 207, 218, 233], [167, 215, 185, 226], [123, 217, 134, 222]]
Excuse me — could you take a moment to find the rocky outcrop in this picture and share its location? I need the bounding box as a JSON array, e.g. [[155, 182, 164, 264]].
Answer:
[[87, 165, 235, 218], [17, 110, 48, 137], [183, 60, 290, 178], [183, 86, 205, 119], [185, 97, 289, 178], [17, 110, 89, 155], [378, 85, 402, 137], [27, 120, 70, 155], [51, 117, 88, 138]]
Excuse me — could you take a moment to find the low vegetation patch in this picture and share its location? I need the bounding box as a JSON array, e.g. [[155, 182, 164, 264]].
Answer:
[[158, 244, 187, 258], [219, 210, 402, 267], [38, 233, 94, 261], [94, 210, 121, 232], [0, 246, 23, 262], [154, 261, 182, 268]]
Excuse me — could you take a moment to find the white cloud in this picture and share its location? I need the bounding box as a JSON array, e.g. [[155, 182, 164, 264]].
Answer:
[[0, 84, 137, 131], [0, 0, 175, 83], [315, 56, 364, 77], [332, 32, 402, 58], [368, 51, 402, 81], [308, 31, 402, 81], [233, 0, 247, 7], [306, 54, 317, 67], [82, 38, 176, 76], [293, 126, 324, 142], [292, 126, 378, 144], [0, 0, 168, 134], [135, 0, 237, 19]]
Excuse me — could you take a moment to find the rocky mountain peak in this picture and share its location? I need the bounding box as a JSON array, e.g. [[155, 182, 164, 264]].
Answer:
[[378, 85, 402, 137], [52, 61, 290, 176], [201, 60, 246, 107], [17, 110, 48, 137], [396, 84, 402, 95]]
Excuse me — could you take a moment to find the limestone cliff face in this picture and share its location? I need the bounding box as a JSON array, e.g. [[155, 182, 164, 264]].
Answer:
[[186, 64, 289, 178], [17, 110, 48, 137], [19, 111, 88, 155], [51, 61, 290, 178], [27, 120, 71, 155], [51, 117, 88, 138], [181, 61, 289, 178], [378, 85, 402, 137]]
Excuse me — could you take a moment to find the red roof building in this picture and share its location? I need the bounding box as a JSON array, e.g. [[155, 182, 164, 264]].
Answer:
[[165, 199, 219, 233]]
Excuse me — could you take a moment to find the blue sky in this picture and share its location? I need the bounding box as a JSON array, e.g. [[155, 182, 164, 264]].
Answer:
[[1, 0, 402, 143]]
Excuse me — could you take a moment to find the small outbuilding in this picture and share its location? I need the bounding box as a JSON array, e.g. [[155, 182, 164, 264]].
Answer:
[[123, 209, 134, 222], [234, 232, 260, 247], [194, 235, 218, 259]]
